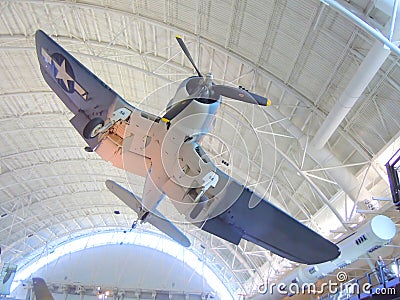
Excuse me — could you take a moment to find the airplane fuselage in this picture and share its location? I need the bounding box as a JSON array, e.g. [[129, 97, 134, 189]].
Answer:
[[95, 76, 222, 219]]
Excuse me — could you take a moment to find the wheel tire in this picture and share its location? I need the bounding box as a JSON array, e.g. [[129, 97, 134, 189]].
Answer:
[[83, 117, 104, 139]]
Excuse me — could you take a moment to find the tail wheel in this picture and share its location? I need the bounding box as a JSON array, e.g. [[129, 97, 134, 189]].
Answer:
[[83, 117, 104, 139], [131, 220, 138, 229]]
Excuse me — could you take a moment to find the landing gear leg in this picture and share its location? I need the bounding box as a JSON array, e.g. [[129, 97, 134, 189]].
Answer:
[[83, 107, 132, 139], [131, 210, 149, 230], [131, 220, 138, 229]]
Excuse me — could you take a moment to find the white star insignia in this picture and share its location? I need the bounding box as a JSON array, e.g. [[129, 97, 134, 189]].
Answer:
[[54, 59, 74, 88]]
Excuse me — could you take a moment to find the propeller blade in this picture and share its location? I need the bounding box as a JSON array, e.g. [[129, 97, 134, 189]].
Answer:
[[247, 90, 272, 106], [176, 35, 202, 77], [212, 85, 271, 106]]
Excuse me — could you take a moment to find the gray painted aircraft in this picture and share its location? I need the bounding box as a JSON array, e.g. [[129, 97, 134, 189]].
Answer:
[[35, 30, 340, 264]]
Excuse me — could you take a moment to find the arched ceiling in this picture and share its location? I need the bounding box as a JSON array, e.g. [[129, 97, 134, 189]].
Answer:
[[1, 0, 400, 298]]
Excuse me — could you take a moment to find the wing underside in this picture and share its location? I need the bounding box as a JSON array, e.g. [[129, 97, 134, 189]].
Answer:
[[35, 30, 136, 149], [192, 144, 340, 264]]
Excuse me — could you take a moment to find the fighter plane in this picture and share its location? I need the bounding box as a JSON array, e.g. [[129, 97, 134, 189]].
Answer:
[[35, 30, 340, 264]]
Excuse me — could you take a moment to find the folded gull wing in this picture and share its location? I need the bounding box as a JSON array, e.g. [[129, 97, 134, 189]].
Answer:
[[35, 30, 136, 149], [195, 145, 340, 264]]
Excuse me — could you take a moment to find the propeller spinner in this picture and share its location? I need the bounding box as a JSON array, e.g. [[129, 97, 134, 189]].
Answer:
[[176, 35, 271, 106]]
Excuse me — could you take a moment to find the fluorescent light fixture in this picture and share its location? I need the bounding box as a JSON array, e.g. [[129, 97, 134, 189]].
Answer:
[[333, 233, 344, 240]]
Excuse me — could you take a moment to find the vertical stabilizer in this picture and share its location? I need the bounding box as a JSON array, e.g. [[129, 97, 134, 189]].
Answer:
[[0, 263, 17, 295], [32, 278, 54, 300]]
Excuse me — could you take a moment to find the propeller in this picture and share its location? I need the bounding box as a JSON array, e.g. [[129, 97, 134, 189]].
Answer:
[[176, 36, 271, 106], [212, 85, 271, 106], [176, 35, 202, 77]]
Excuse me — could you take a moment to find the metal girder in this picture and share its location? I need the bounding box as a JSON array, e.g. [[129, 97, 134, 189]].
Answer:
[[2, 2, 396, 297], [1, 189, 117, 226], [4, 213, 131, 253], [6, 224, 156, 264], [215, 100, 347, 224], [11, 0, 323, 114], [12, 225, 245, 297], [1, 157, 104, 176], [1, 145, 86, 160], [1, 183, 249, 295], [283, 3, 321, 84], [44, 281, 210, 300], [0, 180, 128, 206], [2, 1, 376, 162], [320, 0, 400, 57], [0, 44, 172, 83], [0, 90, 54, 98], [187, 229, 257, 293], [302, 161, 369, 172], [0, 169, 126, 193], [264, 134, 350, 228]]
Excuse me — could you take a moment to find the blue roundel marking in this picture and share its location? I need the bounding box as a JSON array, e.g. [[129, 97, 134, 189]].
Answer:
[[51, 53, 75, 93]]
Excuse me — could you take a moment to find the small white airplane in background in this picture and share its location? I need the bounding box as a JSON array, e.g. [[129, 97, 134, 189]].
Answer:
[[35, 30, 340, 264]]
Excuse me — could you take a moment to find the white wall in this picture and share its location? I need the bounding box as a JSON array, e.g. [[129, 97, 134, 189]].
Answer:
[[13, 244, 216, 300]]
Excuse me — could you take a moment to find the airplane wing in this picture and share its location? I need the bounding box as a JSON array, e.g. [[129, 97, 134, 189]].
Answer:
[[35, 30, 136, 149], [191, 143, 340, 265]]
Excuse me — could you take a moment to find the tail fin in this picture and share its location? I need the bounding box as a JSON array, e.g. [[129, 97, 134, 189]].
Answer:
[[0, 263, 17, 295], [106, 180, 191, 247], [32, 278, 54, 300]]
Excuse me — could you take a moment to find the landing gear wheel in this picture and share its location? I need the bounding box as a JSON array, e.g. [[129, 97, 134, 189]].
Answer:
[[84, 146, 93, 152], [83, 117, 104, 139]]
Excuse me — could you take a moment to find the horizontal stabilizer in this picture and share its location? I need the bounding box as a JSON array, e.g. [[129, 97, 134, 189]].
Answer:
[[105, 180, 191, 247]]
